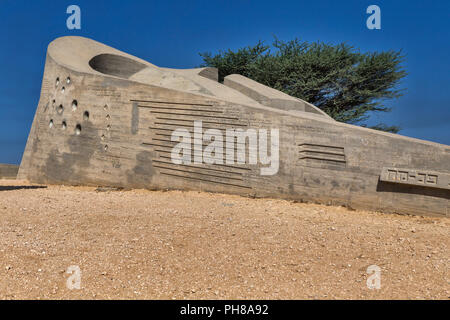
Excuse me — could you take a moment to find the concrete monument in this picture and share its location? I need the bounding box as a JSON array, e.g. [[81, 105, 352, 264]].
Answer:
[[18, 37, 449, 216]]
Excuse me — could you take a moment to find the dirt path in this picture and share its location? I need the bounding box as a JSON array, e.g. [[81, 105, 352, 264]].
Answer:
[[0, 179, 448, 299]]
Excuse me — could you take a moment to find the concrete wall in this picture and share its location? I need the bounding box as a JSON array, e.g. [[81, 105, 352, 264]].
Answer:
[[0, 164, 19, 179], [18, 37, 450, 217]]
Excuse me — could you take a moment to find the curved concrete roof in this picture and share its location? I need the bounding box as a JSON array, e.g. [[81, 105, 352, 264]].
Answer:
[[48, 36, 332, 120]]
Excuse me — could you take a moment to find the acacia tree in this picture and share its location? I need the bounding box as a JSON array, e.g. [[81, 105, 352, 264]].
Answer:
[[199, 38, 406, 133]]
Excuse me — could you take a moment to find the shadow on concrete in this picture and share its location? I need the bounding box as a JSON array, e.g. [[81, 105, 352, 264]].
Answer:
[[0, 185, 47, 191], [376, 181, 450, 200]]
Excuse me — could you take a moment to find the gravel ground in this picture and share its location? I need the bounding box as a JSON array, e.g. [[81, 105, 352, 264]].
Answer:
[[0, 179, 448, 300]]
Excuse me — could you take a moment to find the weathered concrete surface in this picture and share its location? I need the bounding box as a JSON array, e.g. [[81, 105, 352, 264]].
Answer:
[[18, 36, 450, 217], [0, 164, 19, 179], [380, 167, 450, 190], [224, 74, 330, 117]]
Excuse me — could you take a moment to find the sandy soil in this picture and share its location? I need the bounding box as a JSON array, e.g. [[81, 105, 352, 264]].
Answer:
[[0, 179, 448, 300]]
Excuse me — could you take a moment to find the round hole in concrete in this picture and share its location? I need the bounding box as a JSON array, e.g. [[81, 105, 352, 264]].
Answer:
[[83, 111, 89, 121], [106, 125, 111, 131], [55, 78, 60, 87], [57, 104, 64, 114], [72, 100, 78, 111], [61, 87, 65, 94], [52, 99, 56, 107], [101, 134, 106, 141], [49, 120, 54, 128], [104, 104, 109, 111], [61, 121, 67, 130], [104, 145, 109, 152], [66, 77, 71, 84], [106, 114, 110, 121], [88, 53, 146, 78], [75, 124, 82, 135]]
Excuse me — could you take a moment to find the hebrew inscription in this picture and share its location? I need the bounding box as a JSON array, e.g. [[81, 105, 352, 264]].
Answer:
[[380, 167, 450, 190]]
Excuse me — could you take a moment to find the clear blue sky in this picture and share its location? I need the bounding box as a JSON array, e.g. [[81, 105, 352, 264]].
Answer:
[[0, 0, 449, 164]]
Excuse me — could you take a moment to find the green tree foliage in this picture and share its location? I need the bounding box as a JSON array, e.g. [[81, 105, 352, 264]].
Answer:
[[199, 38, 406, 133]]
